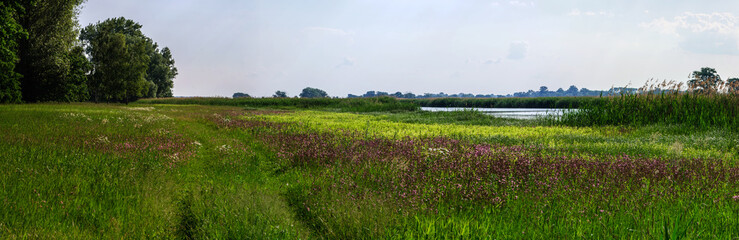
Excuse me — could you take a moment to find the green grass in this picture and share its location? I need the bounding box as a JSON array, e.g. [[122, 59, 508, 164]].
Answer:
[[0, 104, 309, 238], [378, 109, 543, 127], [248, 110, 739, 161], [2, 103, 738, 239], [136, 96, 420, 112]]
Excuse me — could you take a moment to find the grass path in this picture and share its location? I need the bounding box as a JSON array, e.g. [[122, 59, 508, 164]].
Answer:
[[0, 104, 309, 239]]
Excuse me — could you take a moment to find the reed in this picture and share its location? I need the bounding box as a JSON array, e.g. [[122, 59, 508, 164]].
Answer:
[[409, 97, 601, 109], [560, 80, 739, 130]]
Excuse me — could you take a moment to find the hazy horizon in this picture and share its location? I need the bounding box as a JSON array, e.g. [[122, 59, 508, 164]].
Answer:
[[79, 0, 739, 97]]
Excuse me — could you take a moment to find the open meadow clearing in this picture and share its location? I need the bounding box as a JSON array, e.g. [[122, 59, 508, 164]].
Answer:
[[5, 1, 739, 238], [2, 102, 739, 239]]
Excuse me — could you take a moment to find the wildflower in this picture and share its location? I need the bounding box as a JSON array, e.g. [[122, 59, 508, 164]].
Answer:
[[97, 135, 110, 144], [733, 195, 739, 201]]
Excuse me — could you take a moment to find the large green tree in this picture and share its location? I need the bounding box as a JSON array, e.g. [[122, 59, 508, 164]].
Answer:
[[17, 0, 88, 102], [81, 17, 151, 103], [146, 45, 177, 98], [64, 45, 91, 101], [273, 90, 287, 98], [0, 1, 26, 103], [299, 87, 328, 98]]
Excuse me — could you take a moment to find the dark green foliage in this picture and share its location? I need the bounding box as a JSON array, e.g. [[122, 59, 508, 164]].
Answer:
[[17, 0, 87, 102], [233, 92, 251, 98], [81, 17, 151, 103], [0, 1, 25, 103], [273, 90, 287, 98], [410, 97, 600, 108], [137, 96, 420, 112], [147, 46, 176, 98], [145, 80, 157, 98], [299, 87, 328, 98], [63, 46, 91, 102], [80, 17, 176, 102]]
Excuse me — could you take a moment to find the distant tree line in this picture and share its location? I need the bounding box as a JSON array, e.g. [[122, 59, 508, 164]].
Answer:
[[233, 87, 329, 99], [232, 67, 738, 100], [346, 86, 614, 99], [0, 1, 176, 104]]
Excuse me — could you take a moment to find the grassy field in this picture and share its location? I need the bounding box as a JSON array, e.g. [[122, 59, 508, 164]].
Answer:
[[137, 96, 419, 113], [2, 102, 739, 238]]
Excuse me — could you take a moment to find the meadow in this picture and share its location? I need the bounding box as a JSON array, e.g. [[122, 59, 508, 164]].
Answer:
[[2, 97, 739, 238]]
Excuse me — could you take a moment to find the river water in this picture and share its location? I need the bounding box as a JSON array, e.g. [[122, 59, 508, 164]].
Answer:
[[420, 107, 577, 120]]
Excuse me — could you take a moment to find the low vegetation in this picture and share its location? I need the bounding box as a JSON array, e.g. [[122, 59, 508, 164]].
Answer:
[[3, 101, 738, 238], [561, 80, 739, 130], [137, 96, 420, 112], [410, 96, 601, 109]]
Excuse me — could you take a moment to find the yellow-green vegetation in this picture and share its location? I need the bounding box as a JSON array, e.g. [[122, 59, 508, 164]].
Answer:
[[3, 103, 739, 239], [249, 110, 739, 161]]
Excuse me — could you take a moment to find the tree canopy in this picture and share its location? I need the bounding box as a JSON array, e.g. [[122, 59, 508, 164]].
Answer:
[[233, 92, 251, 98], [273, 91, 287, 98], [17, 0, 89, 102], [299, 87, 328, 98], [0, 1, 26, 103], [80, 17, 176, 103]]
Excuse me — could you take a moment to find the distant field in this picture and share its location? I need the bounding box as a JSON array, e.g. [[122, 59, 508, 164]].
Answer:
[[137, 96, 420, 112], [2, 102, 738, 238]]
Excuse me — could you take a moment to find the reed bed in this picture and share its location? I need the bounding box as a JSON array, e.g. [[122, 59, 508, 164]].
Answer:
[[561, 80, 739, 130], [410, 97, 601, 109]]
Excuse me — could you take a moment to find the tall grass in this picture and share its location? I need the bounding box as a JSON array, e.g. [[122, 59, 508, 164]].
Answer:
[[137, 96, 420, 112], [410, 97, 601, 109], [561, 81, 739, 130], [216, 115, 739, 239], [0, 104, 309, 238]]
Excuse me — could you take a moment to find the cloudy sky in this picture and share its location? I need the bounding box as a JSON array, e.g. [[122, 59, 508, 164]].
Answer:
[[79, 0, 739, 97]]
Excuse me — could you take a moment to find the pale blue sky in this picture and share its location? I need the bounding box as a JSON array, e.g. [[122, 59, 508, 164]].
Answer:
[[79, 0, 739, 97]]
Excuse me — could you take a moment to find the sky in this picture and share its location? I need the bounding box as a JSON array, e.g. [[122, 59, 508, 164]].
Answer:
[[78, 0, 739, 97]]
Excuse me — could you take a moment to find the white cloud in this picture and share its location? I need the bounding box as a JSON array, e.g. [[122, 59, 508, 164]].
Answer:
[[642, 12, 737, 36], [568, 9, 613, 17], [642, 12, 739, 55], [483, 58, 502, 64], [302, 27, 354, 43], [450, 71, 462, 79], [508, 1, 534, 7], [335, 57, 355, 68], [303, 27, 350, 36], [507, 41, 528, 60]]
